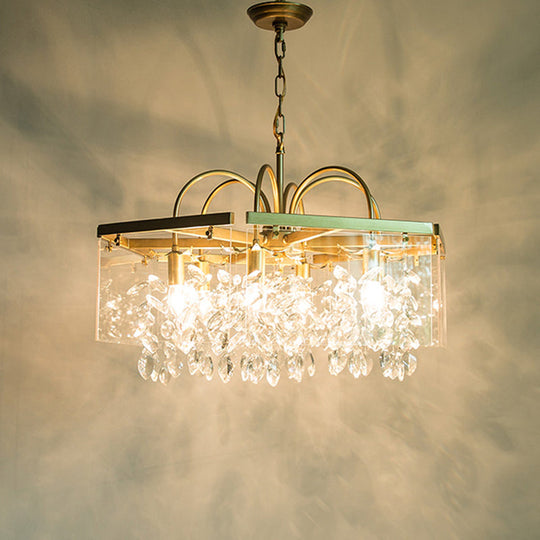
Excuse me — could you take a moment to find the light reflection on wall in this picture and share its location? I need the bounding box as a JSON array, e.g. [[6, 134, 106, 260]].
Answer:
[[0, 0, 538, 538]]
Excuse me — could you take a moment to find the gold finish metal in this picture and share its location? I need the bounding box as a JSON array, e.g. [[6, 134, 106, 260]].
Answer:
[[172, 170, 269, 252], [254, 164, 280, 213], [102, 223, 439, 266], [168, 249, 184, 286], [201, 178, 268, 214], [289, 168, 380, 218], [247, 2, 313, 31], [173, 170, 271, 218], [175, 226, 248, 245], [283, 182, 305, 214], [283, 228, 342, 245], [295, 259, 310, 278], [121, 238, 245, 251], [247, 245, 266, 275]]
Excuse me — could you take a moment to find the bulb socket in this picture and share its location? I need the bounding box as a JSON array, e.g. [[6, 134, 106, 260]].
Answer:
[[168, 249, 184, 286], [295, 260, 310, 279], [247, 247, 266, 276]]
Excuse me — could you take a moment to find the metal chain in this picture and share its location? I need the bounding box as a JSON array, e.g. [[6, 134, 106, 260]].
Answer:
[[273, 24, 286, 153]]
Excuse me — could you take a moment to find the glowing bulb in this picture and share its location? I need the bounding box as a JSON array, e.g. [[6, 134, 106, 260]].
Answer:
[[360, 280, 386, 314], [167, 284, 197, 316], [168, 284, 185, 315]]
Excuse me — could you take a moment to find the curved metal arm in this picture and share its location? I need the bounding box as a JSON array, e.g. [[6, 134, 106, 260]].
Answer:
[[370, 195, 381, 220], [201, 178, 270, 214], [173, 169, 270, 217], [253, 164, 280, 212], [283, 182, 305, 214], [288, 166, 380, 218]]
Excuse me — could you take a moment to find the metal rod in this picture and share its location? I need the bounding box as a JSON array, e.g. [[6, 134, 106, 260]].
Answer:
[[172, 169, 270, 244], [253, 164, 280, 212], [172, 169, 270, 218], [289, 166, 380, 218], [290, 175, 378, 218], [276, 152, 284, 212], [283, 181, 305, 214], [201, 178, 270, 214]]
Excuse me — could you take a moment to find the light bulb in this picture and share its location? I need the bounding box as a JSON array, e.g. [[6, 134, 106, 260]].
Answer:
[[360, 280, 386, 314], [167, 283, 197, 316]]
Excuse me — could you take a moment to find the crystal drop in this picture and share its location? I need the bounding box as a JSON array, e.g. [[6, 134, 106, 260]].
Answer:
[[233, 274, 242, 287], [141, 333, 159, 354], [328, 350, 347, 376], [137, 352, 154, 380], [218, 356, 234, 383], [150, 368, 159, 382], [146, 294, 168, 315], [250, 356, 265, 384], [399, 286, 412, 299], [333, 281, 346, 297], [240, 355, 249, 382], [143, 312, 156, 328], [405, 270, 421, 285], [266, 359, 280, 387], [187, 264, 206, 284], [126, 281, 148, 296], [148, 274, 168, 294], [217, 269, 231, 284], [333, 265, 349, 281], [179, 336, 195, 355], [382, 274, 396, 290], [379, 351, 392, 378], [306, 352, 316, 377], [246, 269, 261, 282], [131, 325, 144, 339], [372, 325, 393, 351], [159, 367, 171, 385], [226, 331, 245, 353], [108, 326, 122, 339], [187, 352, 200, 376], [162, 341, 174, 359], [397, 364, 405, 382], [362, 353, 373, 376], [202, 356, 214, 381], [380, 310, 394, 328], [348, 353, 362, 379], [394, 313, 409, 332], [167, 358, 183, 378], [408, 313, 422, 327], [207, 310, 224, 332], [287, 355, 303, 382], [405, 352, 417, 376], [160, 320, 175, 339]]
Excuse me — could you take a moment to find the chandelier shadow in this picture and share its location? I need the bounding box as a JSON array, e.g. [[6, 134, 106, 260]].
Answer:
[[96, 1, 446, 386]]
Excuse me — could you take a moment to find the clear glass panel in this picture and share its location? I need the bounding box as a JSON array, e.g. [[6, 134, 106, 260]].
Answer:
[[96, 219, 445, 383]]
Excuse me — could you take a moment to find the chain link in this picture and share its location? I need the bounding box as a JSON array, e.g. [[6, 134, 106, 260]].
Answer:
[[273, 24, 286, 152]]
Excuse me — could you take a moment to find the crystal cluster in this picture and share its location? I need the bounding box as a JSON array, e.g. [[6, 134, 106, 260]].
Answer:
[[99, 263, 426, 385]]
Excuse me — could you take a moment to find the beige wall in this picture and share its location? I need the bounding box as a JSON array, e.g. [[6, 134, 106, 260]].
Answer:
[[1, 0, 539, 538]]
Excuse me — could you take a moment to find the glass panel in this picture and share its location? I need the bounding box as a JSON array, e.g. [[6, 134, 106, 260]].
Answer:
[[96, 218, 445, 383]]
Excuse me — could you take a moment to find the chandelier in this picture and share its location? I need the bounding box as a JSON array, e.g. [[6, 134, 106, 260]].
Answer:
[[96, 1, 446, 386]]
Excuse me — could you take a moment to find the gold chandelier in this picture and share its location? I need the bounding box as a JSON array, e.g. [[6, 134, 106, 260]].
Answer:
[[96, 1, 446, 385]]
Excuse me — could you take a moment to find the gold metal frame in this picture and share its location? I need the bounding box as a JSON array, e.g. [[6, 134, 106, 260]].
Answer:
[[97, 1, 445, 281]]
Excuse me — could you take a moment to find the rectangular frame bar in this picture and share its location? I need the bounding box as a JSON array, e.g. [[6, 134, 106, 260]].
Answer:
[[97, 212, 235, 237], [246, 212, 437, 236]]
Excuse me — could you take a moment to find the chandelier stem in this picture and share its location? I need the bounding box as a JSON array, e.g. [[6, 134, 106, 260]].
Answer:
[[273, 22, 287, 212], [276, 151, 284, 212]]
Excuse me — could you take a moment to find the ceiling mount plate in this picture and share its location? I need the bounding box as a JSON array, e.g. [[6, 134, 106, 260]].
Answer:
[[247, 1, 313, 31]]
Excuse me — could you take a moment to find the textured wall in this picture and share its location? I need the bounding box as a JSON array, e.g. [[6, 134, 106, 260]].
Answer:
[[1, 0, 539, 538]]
